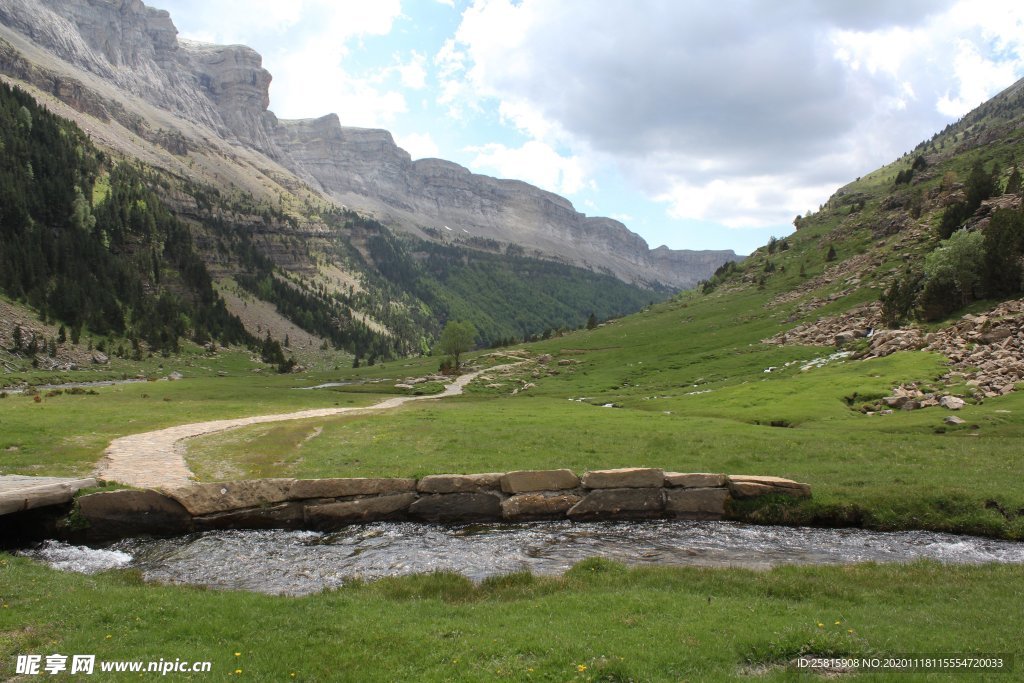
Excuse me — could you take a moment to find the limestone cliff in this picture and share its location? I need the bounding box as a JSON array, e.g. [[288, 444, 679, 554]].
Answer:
[[0, 0, 739, 289]]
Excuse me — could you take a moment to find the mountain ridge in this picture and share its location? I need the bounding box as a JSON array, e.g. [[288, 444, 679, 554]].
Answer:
[[0, 0, 739, 289]]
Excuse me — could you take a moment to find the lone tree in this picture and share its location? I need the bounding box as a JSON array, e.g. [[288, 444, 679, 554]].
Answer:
[[437, 320, 477, 370]]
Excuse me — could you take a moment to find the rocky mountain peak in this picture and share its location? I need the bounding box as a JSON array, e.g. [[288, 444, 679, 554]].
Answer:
[[0, 0, 740, 289]]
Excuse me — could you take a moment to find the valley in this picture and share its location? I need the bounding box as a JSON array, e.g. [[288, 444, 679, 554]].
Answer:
[[2, 1, 1024, 680]]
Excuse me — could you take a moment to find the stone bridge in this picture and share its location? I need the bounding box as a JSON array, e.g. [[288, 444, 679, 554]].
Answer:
[[68, 468, 811, 541]]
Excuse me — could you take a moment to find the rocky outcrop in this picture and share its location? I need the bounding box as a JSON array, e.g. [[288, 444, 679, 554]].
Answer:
[[0, 0, 739, 289], [65, 470, 812, 539], [767, 298, 1024, 400]]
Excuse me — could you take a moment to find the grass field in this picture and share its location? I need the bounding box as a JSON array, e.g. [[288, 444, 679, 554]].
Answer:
[[1, 555, 1021, 681], [3, 221, 1024, 679]]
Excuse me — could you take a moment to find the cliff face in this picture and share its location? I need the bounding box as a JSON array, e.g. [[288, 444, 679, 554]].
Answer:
[[0, 0, 739, 289]]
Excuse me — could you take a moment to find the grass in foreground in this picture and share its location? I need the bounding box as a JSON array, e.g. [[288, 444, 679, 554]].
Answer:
[[1, 555, 1021, 681]]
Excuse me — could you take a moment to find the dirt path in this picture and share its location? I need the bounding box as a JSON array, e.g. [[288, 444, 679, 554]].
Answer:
[[94, 368, 493, 489]]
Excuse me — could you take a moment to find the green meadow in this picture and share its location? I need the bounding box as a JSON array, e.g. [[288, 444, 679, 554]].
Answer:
[[2, 556, 1021, 681], [4, 222, 1024, 679]]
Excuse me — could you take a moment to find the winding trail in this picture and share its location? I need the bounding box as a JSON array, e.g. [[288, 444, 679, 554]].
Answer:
[[94, 368, 495, 489]]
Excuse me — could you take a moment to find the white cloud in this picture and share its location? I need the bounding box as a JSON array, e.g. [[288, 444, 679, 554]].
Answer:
[[467, 140, 590, 195], [446, 0, 1024, 228], [162, 0, 408, 125], [395, 51, 428, 89], [395, 132, 441, 159], [937, 39, 1021, 117]]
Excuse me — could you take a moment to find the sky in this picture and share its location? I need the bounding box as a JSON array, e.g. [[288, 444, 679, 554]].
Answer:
[[154, 0, 1024, 255]]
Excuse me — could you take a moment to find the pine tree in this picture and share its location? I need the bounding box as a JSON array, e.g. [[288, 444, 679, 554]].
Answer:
[[1007, 164, 1022, 196]]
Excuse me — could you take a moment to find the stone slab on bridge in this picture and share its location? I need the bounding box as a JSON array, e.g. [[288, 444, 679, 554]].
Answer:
[[0, 475, 97, 516]]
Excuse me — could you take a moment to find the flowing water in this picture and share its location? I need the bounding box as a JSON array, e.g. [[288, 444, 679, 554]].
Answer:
[[19, 520, 1024, 596]]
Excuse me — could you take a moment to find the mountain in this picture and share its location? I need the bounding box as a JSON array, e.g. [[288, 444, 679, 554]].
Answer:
[[701, 74, 1024, 402], [0, 0, 738, 290]]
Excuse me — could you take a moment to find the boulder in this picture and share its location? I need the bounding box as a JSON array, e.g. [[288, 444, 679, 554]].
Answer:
[[939, 396, 966, 410], [162, 478, 297, 516], [834, 329, 865, 346], [91, 352, 109, 364], [408, 492, 503, 522], [289, 478, 416, 499], [581, 468, 664, 489], [417, 473, 505, 494], [501, 469, 580, 493], [728, 475, 811, 499], [979, 328, 1012, 344], [305, 493, 417, 528], [664, 472, 728, 488], [501, 493, 582, 521], [567, 488, 664, 520], [664, 487, 730, 519], [77, 489, 191, 538], [944, 415, 966, 425]]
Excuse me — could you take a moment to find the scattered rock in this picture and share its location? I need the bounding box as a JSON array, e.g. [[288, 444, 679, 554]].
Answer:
[[834, 329, 865, 347], [939, 396, 966, 410], [91, 352, 109, 364], [944, 415, 966, 425], [167, 371, 183, 381]]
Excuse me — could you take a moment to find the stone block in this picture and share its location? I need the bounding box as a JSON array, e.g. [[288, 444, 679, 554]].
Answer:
[[500, 469, 579, 493], [409, 492, 503, 522], [289, 478, 416, 499], [305, 493, 417, 528], [582, 468, 664, 489], [77, 489, 191, 538], [162, 478, 297, 516], [417, 473, 504, 494], [728, 475, 811, 499], [501, 493, 581, 521], [664, 472, 727, 488], [567, 488, 664, 520], [664, 487, 729, 519], [0, 477, 97, 516], [194, 502, 306, 530]]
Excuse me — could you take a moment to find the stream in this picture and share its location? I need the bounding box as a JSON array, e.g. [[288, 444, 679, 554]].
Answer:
[[18, 520, 1024, 596]]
